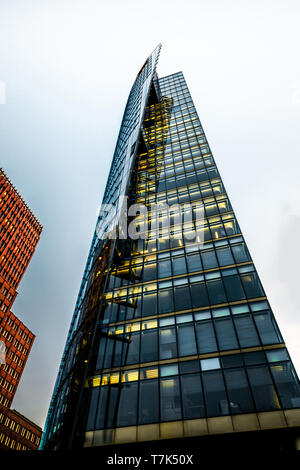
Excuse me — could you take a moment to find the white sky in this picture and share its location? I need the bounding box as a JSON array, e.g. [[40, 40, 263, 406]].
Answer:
[[0, 0, 300, 427]]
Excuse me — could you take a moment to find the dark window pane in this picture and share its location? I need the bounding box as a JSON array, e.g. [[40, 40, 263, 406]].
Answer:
[[172, 256, 187, 275], [158, 259, 172, 278], [96, 338, 106, 370], [106, 387, 119, 428], [241, 273, 264, 298], [234, 315, 260, 347], [254, 311, 282, 344], [139, 380, 159, 424], [160, 377, 182, 421], [118, 304, 126, 322], [202, 371, 229, 416], [174, 285, 191, 311], [216, 247, 234, 266], [243, 351, 266, 366], [206, 279, 227, 304], [223, 275, 246, 302], [247, 365, 280, 411], [224, 368, 255, 414], [113, 340, 124, 367], [95, 387, 108, 429], [179, 360, 200, 374], [195, 320, 217, 354], [187, 253, 202, 272], [201, 250, 218, 269], [86, 388, 99, 430], [141, 329, 158, 362], [142, 292, 157, 317], [270, 362, 300, 408], [143, 263, 157, 281], [158, 288, 174, 314], [159, 327, 177, 360], [103, 339, 114, 369], [232, 243, 250, 263], [181, 373, 205, 419], [117, 383, 138, 426], [126, 333, 140, 365], [177, 324, 197, 356], [215, 318, 239, 350], [191, 282, 209, 308], [221, 354, 243, 369]]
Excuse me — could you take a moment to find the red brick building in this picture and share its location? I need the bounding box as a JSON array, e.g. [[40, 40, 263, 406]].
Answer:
[[0, 168, 42, 449], [0, 312, 35, 407], [0, 404, 42, 450], [0, 168, 42, 312]]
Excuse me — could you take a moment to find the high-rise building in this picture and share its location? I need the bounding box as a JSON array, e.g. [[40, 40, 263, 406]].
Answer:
[[0, 168, 42, 310], [0, 168, 42, 448], [41, 46, 300, 454], [0, 311, 34, 408], [0, 404, 42, 451]]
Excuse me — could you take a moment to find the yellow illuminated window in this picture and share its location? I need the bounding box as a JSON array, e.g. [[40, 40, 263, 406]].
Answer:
[[145, 368, 158, 379], [92, 376, 101, 387], [115, 327, 124, 335], [102, 375, 109, 386], [110, 373, 120, 384], [142, 320, 157, 330], [126, 323, 140, 333], [122, 370, 139, 382]]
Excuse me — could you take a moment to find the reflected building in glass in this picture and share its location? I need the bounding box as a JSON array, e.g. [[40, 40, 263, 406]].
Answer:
[[41, 46, 300, 453]]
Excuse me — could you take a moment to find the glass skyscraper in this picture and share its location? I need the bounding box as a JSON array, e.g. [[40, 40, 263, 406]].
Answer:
[[41, 46, 300, 453]]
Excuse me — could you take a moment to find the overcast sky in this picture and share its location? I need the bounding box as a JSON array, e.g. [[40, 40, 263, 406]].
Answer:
[[0, 0, 300, 428]]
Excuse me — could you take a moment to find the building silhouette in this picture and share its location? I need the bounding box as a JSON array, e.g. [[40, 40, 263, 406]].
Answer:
[[41, 46, 300, 454]]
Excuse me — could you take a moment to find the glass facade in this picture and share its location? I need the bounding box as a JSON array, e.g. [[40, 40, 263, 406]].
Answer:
[[41, 47, 300, 450]]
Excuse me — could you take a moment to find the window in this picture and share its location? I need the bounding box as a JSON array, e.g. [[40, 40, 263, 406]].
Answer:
[[186, 253, 202, 272], [95, 387, 108, 429], [201, 357, 221, 371], [174, 285, 191, 311], [201, 250, 218, 269], [206, 279, 227, 304], [181, 373, 205, 419], [177, 324, 197, 356], [241, 273, 264, 298], [158, 259, 172, 278], [140, 329, 158, 363], [159, 327, 177, 360], [160, 364, 179, 377], [224, 368, 255, 413], [190, 282, 209, 308], [195, 320, 217, 354], [160, 377, 182, 421], [202, 371, 228, 416], [126, 332, 140, 365], [215, 318, 238, 350], [158, 288, 174, 313], [270, 362, 300, 408], [172, 256, 187, 275], [142, 292, 157, 317], [234, 315, 260, 347], [139, 379, 159, 424], [247, 365, 280, 411], [254, 311, 282, 344], [117, 383, 138, 426], [216, 247, 234, 266], [232, 243, 250, 263], [223, 275, 245, 302]]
